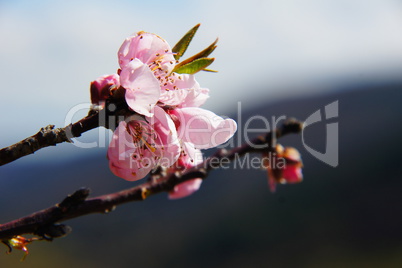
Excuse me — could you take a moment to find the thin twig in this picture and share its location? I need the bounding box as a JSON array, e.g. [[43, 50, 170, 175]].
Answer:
[[0, 119, 302, 241], [0, 101, 130, 167], [0, 112, 100, 166]]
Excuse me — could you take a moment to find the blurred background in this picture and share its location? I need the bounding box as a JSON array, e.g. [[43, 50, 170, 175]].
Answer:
[[0, 0, 401, 267]]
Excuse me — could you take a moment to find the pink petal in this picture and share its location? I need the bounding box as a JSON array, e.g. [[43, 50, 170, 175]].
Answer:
[[181, 87, 209, 108], [159, 87, 209, 108], [283, 166, 303, 184], [159, 89, 188, 106], [90, 74, 120, 106], [107, 121, 157, 181], [159, 74, 210, 107], [177, 143, 203, 168], [120, 59, 161, 117], [118, 32, 175, 73], [168, 178, 203, 199], [170, 143, 203, 172], [107, 121, 131, 166], [146, 106, 181, 167], [109, 160, 151, 181], [172, 108, 237, 149], [168, 146, 203, 199]]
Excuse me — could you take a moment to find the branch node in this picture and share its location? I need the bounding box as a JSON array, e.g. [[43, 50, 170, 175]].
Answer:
[[140, 188, 151, 200], [216, 148, 228, 157], [57, 188, 91, 212], [198, 168, 208, 177], [63, 124, 75, 143], [103, 206, 116, 214]]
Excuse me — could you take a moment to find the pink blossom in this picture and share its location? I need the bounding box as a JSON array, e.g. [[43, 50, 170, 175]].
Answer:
[[107, 106, 180, 181], [118, 32, 177, 117], [118, 31, 175, 77], [281, 147, 303, 184], [282, 165, 303, 184], [166, 108, 237, 199], [118, 31, 210, 115], [120, 59, 161, 117], [107, 29, 238, 188], [90, 74, 120, 107]]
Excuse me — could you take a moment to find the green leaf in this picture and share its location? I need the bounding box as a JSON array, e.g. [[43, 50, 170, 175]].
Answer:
[[174, 38, 218, 70], [173, 58, 215, 74], [202, 68, 218, 73], [172, 24, 200, 61]]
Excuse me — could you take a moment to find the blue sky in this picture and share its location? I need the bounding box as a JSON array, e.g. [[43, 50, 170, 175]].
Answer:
[[1, 0, 402, 148]]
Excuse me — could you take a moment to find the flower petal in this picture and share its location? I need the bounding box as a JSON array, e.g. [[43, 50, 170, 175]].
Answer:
[[283, 166, 303, 184], [168, 178, 203, 199], [90, 74, 120, 106], [173, 107, 237, 149], [181, 87, 209, 108], [146, 106, 181, 167], [158, 74, 209, 107], [118, 32, 175, 73], [109, 160, 152, 182], [120, 59, 161, 117], [107, 120, 161, 181]]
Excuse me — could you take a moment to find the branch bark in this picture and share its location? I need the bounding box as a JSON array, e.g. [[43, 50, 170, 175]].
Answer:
[[0, 118, 302, 241], [0, 101, 130, 167], [0, 112, 100, 166]]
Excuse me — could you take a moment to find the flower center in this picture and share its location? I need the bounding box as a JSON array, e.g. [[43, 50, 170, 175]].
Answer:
[[127, 121, 157, 153], [159, 72, 183, 91], [148, 52, 175, 78]]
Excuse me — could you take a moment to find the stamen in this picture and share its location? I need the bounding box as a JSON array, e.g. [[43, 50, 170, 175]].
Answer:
[[141, 137, 156, 153], [151, 65, 160, 71]]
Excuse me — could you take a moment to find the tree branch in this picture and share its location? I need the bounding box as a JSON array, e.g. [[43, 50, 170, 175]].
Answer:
[[0, 101, 130, 167], [0, 118, 303, 241], [0, 112, 100, 166]]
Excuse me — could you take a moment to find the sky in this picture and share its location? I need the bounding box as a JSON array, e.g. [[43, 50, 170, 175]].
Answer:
[[1, 0, 402, 149]]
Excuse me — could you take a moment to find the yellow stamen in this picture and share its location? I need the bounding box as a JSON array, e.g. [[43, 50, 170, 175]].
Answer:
[[151, 65, 160, 71], [141, 137, 156, 153]]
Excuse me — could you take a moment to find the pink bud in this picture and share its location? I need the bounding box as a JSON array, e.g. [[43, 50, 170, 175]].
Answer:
[[264, 145, 303, 192], [90, 74, 120, 107], [282, 165, 303, 184]]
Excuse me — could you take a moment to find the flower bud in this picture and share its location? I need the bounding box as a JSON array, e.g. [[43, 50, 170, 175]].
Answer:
[[90, 74, 120, 107]]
